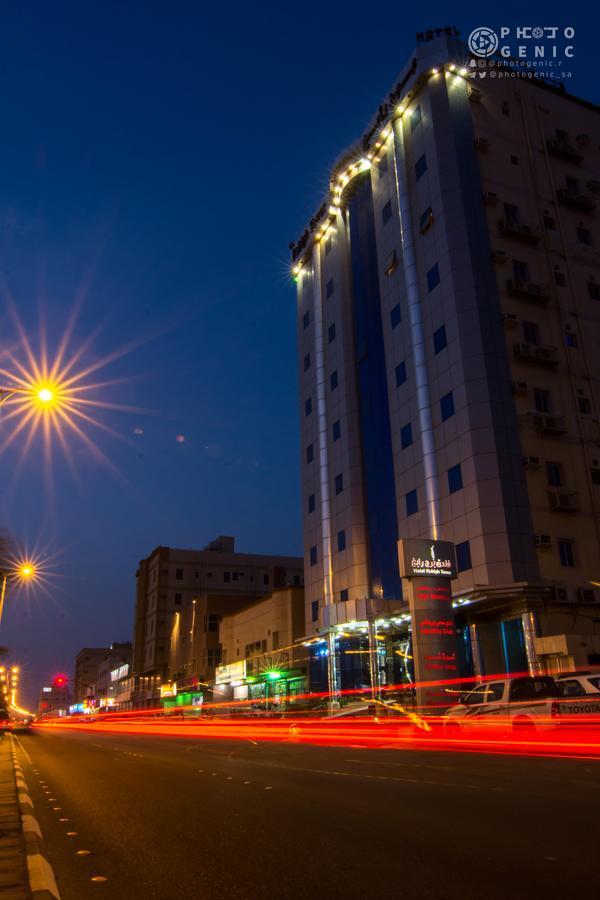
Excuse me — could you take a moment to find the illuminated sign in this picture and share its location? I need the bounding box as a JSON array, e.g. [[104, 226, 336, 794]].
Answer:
[[416, 25, 460, 43], [215, 661, 247, 685], [160, 682, 177, 698], [110, 663, 130, 682], [42, 687, 52, 693], [398, 539, 457, 579]]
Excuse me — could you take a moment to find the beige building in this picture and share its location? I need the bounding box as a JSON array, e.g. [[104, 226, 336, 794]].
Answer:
[[291, 32, 600, 691], [216, 586, 307, 702], [132, 535, 303, 705]]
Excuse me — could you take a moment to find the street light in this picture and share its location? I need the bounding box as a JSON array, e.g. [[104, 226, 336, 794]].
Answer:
[[0, 560, 40, 628]]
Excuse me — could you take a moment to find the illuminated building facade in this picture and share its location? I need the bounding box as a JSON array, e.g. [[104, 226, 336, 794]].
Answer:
[[132, 536, 303, 707], [292, 33, 600, 690]]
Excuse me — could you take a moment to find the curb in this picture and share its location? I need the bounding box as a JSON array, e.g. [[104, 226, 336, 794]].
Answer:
[[10, 736, 61, 900]]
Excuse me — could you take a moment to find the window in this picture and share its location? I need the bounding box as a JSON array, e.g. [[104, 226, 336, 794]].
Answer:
[[513, 259, 529, 282], [487, 682, 505, 702], [522, 321, 539, 345], [448, 463, 463, 494], [510, 155, 519, 165], [310, 546, 318, 566], [405, 489, 418, 516], [205, 648, 222, 668], [578, 397, 592, 415], [175, 568, 183, 580], [554, 270, 566, 286], [544, 215, 556, 231], [591, 468, 600, 486], [419, 206, 433, 234], [332, 420, 341, 442], [384, 249, 398, 276], [205, 614, 220, 633], [440, 391, 455, 421], [558, 540, 575, 568], [303, 353, 311, 372], [340, 589, 349, 602], [311, 600, 319, 622], [415, 154, 427, 181], [546, 462, 562, 487], [390, 304, 401, 328], [308, 493, 316, 513], [325, 236, 332, 255], [400, 423, 413, 449], [305, 397, 312, 416], [456, 540, 472, 572], [326, 278, 334, 298], [306, 444, 314, 463], [504, 203, 520, 225], [174, 593, 182, 605], [303, 311, 310, 329], [293, 575, 301, 586], [337, 530, 346, 552], [433, 324, 447, 354], [335, 473, 344, 495], [224, 571, 231, 583], [427, 264, 440, 292], [330, 370, 338, 391], [272, 631, 280, 650], [565, 332, 578, 348], [560, 679, 586, 697], [534, 389, 552, 413], [328, 323, 336, 343], [382, 200, 393, 224], [577, 227, 592, 246], [395, 361, 407, 387], [263, 573, 270, 585], [410, 105, 422, 131], [565, 175, 579, 193], [588, 281, 600, 301]]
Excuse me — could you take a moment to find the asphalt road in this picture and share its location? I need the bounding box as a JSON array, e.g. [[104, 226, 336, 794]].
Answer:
[[12, 727, 600, 900]]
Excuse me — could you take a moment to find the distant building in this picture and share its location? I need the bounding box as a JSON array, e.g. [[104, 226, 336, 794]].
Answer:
[[132, 536, 303, 707], [292, 32, 600, 690], [38, 675, 71, 717], [93, 643, 132, 710], [73, 643, 131, 704]]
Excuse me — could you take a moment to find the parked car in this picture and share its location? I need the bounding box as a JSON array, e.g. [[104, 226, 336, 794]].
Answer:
[[555, 671, 600, 696]]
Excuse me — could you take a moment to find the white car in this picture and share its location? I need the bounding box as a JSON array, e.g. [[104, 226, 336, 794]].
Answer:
[[555, 672, 600, 696]]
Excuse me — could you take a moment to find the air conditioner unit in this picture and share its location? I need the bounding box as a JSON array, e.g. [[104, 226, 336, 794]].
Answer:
[[548, 490, 580, 511], [512, 381, 529, 395], [503, 313, 519, 326], [483, 191, 499, 205], [534, 414, 567, 435], [514, 342, 533, 358], [535, 534, 553, 548], [577, 588, 596, 604], [492, 249, 507, 264], [523, 455, 540, 468], [547, 586, 569, 602]]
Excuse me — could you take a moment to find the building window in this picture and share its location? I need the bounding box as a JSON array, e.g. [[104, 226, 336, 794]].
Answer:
[[174, 593, 182, 605], [522, 321, 539, 345], [554, 270, 566, 286], [330, 370, 338, 391], [395, 361, 407, 387], [456, 541, 472, 572], [565, 332, 578, 348], [223, 572, 231, 583], [337, 530, 346, 552], [308, 493, 316, 513], [205, 648, 222, 668], [544, 214, 556, 230], [427, 264, 440, 292], [591, 468, 600, 486], [578, 397, 592, 415], [440, 391, 455, 421], [510, 155, 519, 165], [272, 630, 280, 650], [448, 463, 463, 494], [410, 105, 422, 131], [534, 389, 552, 413], [326, 278, 334, 298], [304, 353, 311, 372], [433, 324, 447, 354], [263, 573, 270, 585], [504, 203, 520, 225], [415, 154, 427, 181], [340, 589, 349, 602], [305, 397, 312, 416], [306, 444, 314, 463], [405, 489, 418, 516], [400, 423, 413, 449], [558, 540, 575, 568], [325, 236, 333, 255], [335, 473, 344, 495], [419, 206, 433, 234], [546, 462, 563, 487], [588, 281, 600, 301], [577, 227, 592, 246], [382, 200, 393, 224], [309, 546, 318, 566], [332, 420, 341, 442], [328, 323, 336, 343], [311, 600, 319, 622], [513, 259, 529, 282], [390, 304, 401, 328], [175, 568, 183, 580], [303, 311, 310, 329], [205, 614, 220, 633]]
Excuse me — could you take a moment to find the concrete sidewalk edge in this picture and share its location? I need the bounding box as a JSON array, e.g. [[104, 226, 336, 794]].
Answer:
[[10, 737, 61, 900]]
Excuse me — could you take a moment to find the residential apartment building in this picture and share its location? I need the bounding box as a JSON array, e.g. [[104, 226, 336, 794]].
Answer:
[[73, 643, 131, 704], [132, 535, 303, 705], [291, 33, 600, 690]]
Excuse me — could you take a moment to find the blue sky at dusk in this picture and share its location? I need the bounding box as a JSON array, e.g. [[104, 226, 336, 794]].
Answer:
[[0, 3, 597, 705]]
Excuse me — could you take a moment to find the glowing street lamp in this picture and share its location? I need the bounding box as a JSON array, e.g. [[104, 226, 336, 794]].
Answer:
[[0, 559, 41, 628]]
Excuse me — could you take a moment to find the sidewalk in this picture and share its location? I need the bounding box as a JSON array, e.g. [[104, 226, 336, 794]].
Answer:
[[0, 735, 28, 899]]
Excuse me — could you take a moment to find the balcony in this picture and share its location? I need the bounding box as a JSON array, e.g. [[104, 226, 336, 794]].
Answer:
[[513, 342, 559, 366], [556, 187, 596, 212], [506, 279, 550, 305], [548, 490, 580, 512], [533, 413, 567, 435], [498, 220, 540, 244], [546, 138, 583, 165]]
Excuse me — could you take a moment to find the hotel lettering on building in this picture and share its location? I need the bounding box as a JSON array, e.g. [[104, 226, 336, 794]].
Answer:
[[291, 33, 600, 695]]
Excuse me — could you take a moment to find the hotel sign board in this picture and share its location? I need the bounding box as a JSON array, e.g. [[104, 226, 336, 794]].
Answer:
[[215, 660, 247, 685], [399, 539, 457, 579]]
